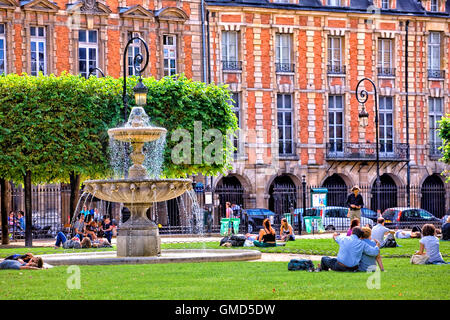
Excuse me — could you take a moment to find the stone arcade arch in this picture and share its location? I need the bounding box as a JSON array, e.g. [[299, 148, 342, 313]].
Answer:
[[371, 174, 397, 213], [321, 174, 349, 207], [268, 175, 297, 217], [215, 176, 244, 218], [421, 174, 446, 218]]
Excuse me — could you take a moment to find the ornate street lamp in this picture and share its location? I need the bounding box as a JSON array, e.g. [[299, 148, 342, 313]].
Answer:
[[356, 77, 381, 214], [88, 67, 105, 78], [121, 36, 150, 178]]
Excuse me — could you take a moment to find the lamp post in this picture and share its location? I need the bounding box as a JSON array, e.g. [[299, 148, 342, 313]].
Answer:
[[122, 36, 150, 178], [88, 67, 105, 78], [301, 175, 306, 236], [356, 78, 381, 214]]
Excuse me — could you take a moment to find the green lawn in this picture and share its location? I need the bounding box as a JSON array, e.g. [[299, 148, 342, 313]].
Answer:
[[162, 238, 450, 258], [0, 259, 448, 300], [1, 238, 449, 259]]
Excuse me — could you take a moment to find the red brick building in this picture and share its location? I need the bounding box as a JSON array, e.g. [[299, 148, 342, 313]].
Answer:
[[1, 0, 449, 225]]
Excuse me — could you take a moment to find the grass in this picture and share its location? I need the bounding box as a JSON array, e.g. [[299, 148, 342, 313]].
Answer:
[[161, 238, 450, 258], [1, 238, 449, 259], [0, 259, 448, 300]]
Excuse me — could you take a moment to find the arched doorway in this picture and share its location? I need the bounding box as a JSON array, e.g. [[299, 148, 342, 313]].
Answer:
[[215, 176, 244, 218], [421, 175, 445, 218], [371, 174, 397, 213], [269, 175, 297, 217], [322, 174, 348, 207]]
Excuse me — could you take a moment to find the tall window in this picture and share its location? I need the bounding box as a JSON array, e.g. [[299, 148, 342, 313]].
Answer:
[[428, 32, 441, 77], [379, 97, 394, 154], [328, 37, 343, 73], [222, 31, 239, 70], [78, 30, 98, 78], [0, 24, 5, 74], [431, 0, 439, 12], [127, 32, 141, 76], [30, 26, 46, 76], [163, 35, 177, 76], [378, 38, 393, 76], [381, 0, 390, 9], [429, 97, 443, 154], [328, 95, 344, 153], [276, 34, 292, 72], [229, 92, 240, 154], [277, 94, 293, 156]]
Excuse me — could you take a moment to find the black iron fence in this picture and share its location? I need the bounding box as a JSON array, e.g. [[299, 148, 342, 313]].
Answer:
[[428, 69, 445, 79], [222, 60, 242, 71], [326, 142, 408, 161], [275, 62, 295, 73], [327, 64, 346, 75], [377, 67, 396, 77]]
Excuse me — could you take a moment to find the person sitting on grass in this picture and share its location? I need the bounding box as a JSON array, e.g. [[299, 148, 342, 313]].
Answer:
[[371, 217, 395, 245], [0, 256, 44, 270], [73, 214, 86, 240], [85, 216, 98, 241], [415, 224, 448, 265], [280, 218, 295, 241], [347, 218, 360, 236], [253, 219, 276, 247], [442, 216, 450, 241], [317, 227, 380, 272], [359, 227, 384, 272]]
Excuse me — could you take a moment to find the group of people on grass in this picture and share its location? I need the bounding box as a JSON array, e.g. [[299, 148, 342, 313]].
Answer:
[[54, 207, 115, 249]]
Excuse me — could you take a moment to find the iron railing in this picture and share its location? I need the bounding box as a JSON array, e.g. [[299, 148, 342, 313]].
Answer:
[[222, 60, 242, 71], [377, 67, 396, 77], [327, 64, 346, 75], [428, 69, 445, 79], [326, 142, 408, 161], [276, 62, 295, 73]]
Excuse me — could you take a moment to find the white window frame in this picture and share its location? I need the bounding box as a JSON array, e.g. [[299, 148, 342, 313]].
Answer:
[[430, 0, 439, 12], [429, 97, 443, 150], [0, 24, 6, 74], [229, 92, 241, 155], [379, 96, 394, 155], [381, 0, 390, 9], [221, 31, 238, 63], [78, 29, 98, 78], [327, 0, 341, 6], [127, 31, 142, 76], [30, 26, 46, 76], [163, 35, 177, 77], [328, 95, 344, 153], [277, 94, 294, 156], [378, 38, 393, 75], [428, 32, 441, 71], [328, 36, 343, 70], [276, 33, 291, 65]]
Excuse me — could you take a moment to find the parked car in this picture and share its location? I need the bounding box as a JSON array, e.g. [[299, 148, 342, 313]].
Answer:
[[361, 208, 378, 223], [382, 207, 441, 229], [243, 208, 275, 233], [296, 206, 373, 231]]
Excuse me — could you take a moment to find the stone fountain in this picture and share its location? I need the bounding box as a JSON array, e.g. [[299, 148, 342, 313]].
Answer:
[[83, 107, 191, 257]]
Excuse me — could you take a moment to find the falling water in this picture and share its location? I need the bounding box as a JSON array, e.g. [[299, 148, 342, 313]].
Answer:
[[186, 189, 204, 236]]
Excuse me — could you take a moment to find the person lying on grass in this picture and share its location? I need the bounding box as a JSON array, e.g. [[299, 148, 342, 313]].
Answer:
[[359, 227, 384, 272], [317, 227, 380, 272], [0, 256, 44, 270], [4, 253, 34, 263], [415, 224, 448, 265]]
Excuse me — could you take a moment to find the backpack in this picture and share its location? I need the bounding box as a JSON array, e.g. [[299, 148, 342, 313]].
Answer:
[[288, 259, 315, 271], [230, 235, 246, 247], [381, 234, 398, 248], [220, 236, 230, 246]]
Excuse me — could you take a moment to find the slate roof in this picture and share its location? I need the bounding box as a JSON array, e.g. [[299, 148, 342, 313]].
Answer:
[[206, 0, 450, 17]]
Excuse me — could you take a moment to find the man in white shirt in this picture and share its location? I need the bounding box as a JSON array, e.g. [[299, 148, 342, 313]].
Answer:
[[371, 217, 394, 244]]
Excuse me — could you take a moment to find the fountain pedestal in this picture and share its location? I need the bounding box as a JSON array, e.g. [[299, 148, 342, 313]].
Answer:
[[117, 204, 161, 257]]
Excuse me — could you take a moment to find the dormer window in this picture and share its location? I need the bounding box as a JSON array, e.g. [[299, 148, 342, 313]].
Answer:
[[381, 0, 390, 9], [430, 0, 439, 12], [327, 0, 341, 6]]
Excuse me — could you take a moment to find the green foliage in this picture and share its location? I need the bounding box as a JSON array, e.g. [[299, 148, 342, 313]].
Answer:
[[0, 73, 236, 185], [438, 115, 450, 165]]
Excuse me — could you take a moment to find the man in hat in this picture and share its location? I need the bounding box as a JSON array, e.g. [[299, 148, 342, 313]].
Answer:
[[346, 185, 363, 221]]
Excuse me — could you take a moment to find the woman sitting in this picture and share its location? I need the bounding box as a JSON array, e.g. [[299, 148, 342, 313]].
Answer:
[[254, 219, 277, 247], [415, 224, 448, 264], [85, 217, 98, 241], [347, 218, 360, 236], [280, 218, 295, 241]]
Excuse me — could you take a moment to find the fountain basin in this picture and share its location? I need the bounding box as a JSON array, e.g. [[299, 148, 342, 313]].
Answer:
[[83, 178, 192, 203], [108, 126, 167, 143], [39, 249, 262, 266]]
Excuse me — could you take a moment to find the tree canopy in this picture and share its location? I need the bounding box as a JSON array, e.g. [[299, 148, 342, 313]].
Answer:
[[0, 73, 237, 185]]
